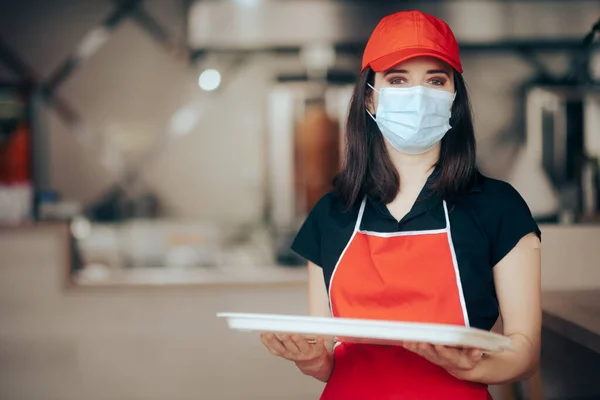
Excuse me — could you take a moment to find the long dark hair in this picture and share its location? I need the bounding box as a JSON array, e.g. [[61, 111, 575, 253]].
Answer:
[[333, 66, 478, 209]]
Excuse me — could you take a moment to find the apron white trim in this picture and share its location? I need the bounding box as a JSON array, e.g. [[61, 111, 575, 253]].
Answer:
[[327, 197, 367, 317], [328, 196, 470, 327], [443, 201, 470, 327], [357, 228, 447, 237]]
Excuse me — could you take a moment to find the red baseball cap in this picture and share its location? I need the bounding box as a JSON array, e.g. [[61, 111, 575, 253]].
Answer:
[[362, 10, 463, 74]]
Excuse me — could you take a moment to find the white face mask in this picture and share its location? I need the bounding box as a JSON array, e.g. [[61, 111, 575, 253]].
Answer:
[[366, 84, 455, 154]]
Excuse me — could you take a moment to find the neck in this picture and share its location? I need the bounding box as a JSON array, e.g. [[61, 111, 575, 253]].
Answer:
[[386, 143, 440, 188]]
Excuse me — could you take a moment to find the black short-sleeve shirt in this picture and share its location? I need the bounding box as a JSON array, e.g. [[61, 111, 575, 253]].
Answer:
[[291, 173, 541, 331]]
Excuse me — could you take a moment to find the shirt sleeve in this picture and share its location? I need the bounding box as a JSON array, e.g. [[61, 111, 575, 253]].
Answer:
[[290, 194, 330, 267], [490, 182, 541, 267]]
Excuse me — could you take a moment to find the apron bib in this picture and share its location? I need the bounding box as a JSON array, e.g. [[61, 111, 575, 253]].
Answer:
[[321, 197, 491, 400]]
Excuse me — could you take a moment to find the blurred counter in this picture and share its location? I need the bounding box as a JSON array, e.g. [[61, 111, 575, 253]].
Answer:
[[2, 221, 600, 399], [0, 221, 308, 289], [3, 221, 600, 289], [0, 222, 319, 400], [542, 290, 600, 354], [73, 264, 308, 287], [540, 290, 600, 398]]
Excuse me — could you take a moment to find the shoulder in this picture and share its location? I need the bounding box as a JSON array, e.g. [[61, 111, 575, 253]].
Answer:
[[291, 190, 359, 269], [460, 174, 532, 212], [478, 175, 526, 202], [311, 190, 340, 213], [310, 190, 360, 229], [453, 173, 539, 237], [457, 174, 540, 265]]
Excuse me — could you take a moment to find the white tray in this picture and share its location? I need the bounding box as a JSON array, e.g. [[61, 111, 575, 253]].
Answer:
[[217, 312, 511, 352]]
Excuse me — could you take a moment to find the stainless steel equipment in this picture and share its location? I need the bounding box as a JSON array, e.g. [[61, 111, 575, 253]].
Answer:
[[525, 85, 600, 222]]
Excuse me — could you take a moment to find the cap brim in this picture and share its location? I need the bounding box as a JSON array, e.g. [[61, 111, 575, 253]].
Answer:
[[367, 48, 463, 74]]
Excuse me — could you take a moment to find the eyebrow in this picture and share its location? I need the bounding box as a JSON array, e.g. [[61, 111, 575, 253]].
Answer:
[[384, 69, 451, 77]]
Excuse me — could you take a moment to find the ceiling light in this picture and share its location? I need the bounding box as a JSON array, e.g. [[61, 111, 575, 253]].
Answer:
[[198, 69, 221, 91]]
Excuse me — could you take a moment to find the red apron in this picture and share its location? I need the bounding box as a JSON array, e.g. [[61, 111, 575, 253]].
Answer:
[[322, 197, 491, 400]]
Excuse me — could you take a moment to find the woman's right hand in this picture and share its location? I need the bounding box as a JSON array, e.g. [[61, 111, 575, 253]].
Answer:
[[260, 333, 333, 382]]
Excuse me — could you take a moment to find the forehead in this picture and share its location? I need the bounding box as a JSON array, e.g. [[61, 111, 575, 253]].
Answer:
[[385, 56, 451, 72]]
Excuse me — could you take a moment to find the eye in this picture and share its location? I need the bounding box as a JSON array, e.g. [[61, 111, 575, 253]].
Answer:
[[428, 77, 447, 86], [389, 77, 407, 85]]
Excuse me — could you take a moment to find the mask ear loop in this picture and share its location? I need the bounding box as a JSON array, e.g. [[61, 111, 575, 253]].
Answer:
[[367, 83, 380, 93], [366, 83, 379, 120], [366, 109, 376, 121], [449, 91, 457, 114]]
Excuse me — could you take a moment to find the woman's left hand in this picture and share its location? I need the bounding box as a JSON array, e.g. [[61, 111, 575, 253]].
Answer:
[[403, 342, 483, 380]]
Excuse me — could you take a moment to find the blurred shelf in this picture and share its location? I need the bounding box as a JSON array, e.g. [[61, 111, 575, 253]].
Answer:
[[577, 215, 600, 224], [72, 264, 308, 288], [0, 220, 69, 230]]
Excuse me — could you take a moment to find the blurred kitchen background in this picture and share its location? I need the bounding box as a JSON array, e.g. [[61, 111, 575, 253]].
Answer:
[[1, 0, 599, 399]]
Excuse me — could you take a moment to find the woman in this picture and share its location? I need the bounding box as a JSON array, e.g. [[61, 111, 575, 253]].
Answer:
[[261, 10, 541, 400]]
